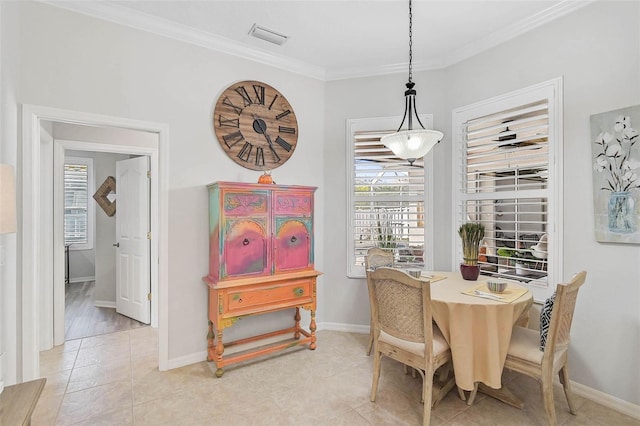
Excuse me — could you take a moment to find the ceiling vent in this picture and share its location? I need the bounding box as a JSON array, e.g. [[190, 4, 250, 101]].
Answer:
[[248, 24, 288, 46]]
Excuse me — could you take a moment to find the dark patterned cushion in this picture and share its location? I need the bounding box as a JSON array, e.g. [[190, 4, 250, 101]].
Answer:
[[539, 292, 556, 351]]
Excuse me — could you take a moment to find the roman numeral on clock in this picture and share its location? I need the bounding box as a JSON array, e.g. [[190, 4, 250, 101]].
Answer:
[[255, 147, 265, 166], [253, 85, 265, 105], [279, 126, 296, 134], [276, 110, 291, 120], [222, 97, 242, 115], [275, 136, 292, 152], [237, 142, 253, 162], [218, 115, 239, 128], [222, 131, 244, 148], [235, 86, 253, 107], [268, 94, 279, 110]]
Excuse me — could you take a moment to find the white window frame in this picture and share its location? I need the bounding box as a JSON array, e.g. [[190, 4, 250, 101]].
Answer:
[[64, 156, 95, 251], [346, 116, 435, 278], [452, 78, 563, 302]]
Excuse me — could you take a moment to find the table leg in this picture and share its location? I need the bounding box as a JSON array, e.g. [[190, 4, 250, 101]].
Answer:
[[309, 310, 317, 350], [207, 321, 215, 362], [294, 307, 301, 339], [215, 327, 225, 378]]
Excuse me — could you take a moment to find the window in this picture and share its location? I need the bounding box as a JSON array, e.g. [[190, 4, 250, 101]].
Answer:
[[64, 157, 94, 250], [347, 116, 434, 278], [452, 78, 562, 301]]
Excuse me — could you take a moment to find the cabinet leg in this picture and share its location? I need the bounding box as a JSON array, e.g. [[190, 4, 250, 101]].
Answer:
[[207, 321, 215, 362], [309, 310, 317, 350], [215, 328, 225, 378], [294, 307, 301, 340]]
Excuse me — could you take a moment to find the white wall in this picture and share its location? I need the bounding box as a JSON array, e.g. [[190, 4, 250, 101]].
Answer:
[[2, 1, 325, 373], [325, 0, 639, 407]]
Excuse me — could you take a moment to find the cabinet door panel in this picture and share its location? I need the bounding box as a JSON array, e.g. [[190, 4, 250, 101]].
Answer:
[[275, 219, 311, 272], [223, 219, 269, 277]]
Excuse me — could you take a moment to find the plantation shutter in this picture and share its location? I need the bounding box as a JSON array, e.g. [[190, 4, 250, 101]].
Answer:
[[351, 129, 426, 272], [64, 163, 90, 245], [457, 98, 551, 286]]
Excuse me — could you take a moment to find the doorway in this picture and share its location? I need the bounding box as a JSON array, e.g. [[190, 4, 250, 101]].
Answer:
[[62, 148, 151, 340], [21, 104, 169, 382]]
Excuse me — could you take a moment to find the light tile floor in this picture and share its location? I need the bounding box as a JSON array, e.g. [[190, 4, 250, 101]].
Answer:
[[33, 329, 639, 425]]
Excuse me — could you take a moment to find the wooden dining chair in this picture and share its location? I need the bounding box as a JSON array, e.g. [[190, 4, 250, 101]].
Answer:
[[503, 271, 587, 426], [368, 267, 455, 426], [365, 248, 394, 356]]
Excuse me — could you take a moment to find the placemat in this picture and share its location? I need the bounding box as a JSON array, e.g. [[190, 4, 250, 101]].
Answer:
[[462, 282, 528, 303], [420, 273, 447, 283]]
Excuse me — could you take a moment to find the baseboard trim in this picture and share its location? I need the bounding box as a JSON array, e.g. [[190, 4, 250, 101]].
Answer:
[[317, 321, 369, 334], [94, 300, 116, 309], [167, 350, 208, 370], [571, 380, 640, 420]]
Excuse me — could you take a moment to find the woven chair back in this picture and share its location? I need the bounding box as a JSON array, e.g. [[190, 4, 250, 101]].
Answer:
[[545, 271, 587, 355]]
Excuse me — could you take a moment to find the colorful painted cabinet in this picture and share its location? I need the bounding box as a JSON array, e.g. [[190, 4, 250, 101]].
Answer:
[[203, 181, 320, 377]]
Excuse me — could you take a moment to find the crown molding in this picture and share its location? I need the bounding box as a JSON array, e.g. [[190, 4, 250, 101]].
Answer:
[[325, 58, 447, 81], [43, 0, 593, 82], [440, 0, 595, 68], [42, 1, 326, 81]]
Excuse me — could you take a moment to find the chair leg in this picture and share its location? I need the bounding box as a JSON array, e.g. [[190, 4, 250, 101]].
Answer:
[[466, 382, 479, 406], [370, 349, 382, 402], [366, 331, 373, 356], [559, 365, 577, 415], [541, 373, 558, 426], [457, 386, 466, 401], [422, 366, 434, 426]]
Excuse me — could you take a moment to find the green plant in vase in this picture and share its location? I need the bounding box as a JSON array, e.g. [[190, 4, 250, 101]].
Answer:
[[458, 222, 485, 280], [375, 216, 396, 249], [458, 222, 485, 265]]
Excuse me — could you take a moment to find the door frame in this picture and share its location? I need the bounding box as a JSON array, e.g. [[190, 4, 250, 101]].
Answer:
[[22, 104, 170, 381], [54, 142, 152, 339]]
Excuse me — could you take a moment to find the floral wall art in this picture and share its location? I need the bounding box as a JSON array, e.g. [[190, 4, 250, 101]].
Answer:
[[591, 105, 640, 243]]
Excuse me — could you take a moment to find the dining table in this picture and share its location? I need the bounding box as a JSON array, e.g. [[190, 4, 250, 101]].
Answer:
[[425, 271, 533, 406]]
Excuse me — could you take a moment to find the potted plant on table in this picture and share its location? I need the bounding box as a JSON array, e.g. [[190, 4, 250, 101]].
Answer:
[[458, 222, 485, 280]]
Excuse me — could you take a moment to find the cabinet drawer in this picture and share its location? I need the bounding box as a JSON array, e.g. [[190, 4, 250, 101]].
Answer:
[[274, 191, 312, 216], [223, 190, 269, 216], [226, 280, 313, 315]]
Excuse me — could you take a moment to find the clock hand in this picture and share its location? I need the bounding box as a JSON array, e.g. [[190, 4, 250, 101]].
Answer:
[[252, 115, 275, 146]]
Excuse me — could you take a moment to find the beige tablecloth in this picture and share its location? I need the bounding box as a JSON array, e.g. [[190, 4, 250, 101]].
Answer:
[[429, 271, 533, 391]]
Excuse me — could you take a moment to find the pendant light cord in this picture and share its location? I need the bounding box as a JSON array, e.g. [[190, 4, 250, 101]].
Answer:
[[408, 0, 413, 84]]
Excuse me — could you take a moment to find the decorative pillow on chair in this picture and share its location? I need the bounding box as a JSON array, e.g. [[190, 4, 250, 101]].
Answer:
[[539, 292, 556, 351]]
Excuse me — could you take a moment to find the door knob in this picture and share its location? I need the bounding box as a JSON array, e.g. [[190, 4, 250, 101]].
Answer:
[[113, 242, 120, 247]]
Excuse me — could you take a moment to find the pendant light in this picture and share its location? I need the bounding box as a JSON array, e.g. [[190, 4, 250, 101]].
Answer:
[[380, 0, 443, 165]]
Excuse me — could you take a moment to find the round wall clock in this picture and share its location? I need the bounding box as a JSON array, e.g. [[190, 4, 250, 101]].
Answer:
[[213, 80, 299, 171]]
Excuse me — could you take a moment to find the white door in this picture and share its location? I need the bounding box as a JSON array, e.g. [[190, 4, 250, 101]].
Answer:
[[115, 156, 151, 324]]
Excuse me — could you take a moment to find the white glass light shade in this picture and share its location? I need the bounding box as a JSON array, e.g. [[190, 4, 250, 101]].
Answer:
[[0, 164, 17, 234], [381, 129, 444, 162]]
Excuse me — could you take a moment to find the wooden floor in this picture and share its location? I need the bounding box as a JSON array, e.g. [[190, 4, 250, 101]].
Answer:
[[65, 281, 147, 341]]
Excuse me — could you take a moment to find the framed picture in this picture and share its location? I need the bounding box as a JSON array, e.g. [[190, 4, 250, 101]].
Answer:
[[590, 105, 640, 244]]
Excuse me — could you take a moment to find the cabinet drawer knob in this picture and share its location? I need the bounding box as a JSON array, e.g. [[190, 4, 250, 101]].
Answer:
[[290, 236, 297, 243], [242, 238, 250, 246]]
